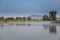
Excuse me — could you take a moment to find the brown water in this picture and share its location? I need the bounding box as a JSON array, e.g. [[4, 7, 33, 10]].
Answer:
[[0, 22, 60, 40]]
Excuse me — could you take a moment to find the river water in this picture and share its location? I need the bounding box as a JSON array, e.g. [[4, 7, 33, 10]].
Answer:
[[0, 22, 60, 40]]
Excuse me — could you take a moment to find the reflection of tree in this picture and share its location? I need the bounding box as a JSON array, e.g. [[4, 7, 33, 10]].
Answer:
[[43, 24, 49, 30], [7, 23, 14, 26], [43, 24, 57, 34], [49, 25, 57, 33], [0, 23, 4, 29], [16, 23, 26, 26], [27, 24, 31, 26]]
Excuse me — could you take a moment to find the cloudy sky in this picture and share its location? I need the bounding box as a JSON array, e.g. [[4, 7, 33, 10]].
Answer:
[[0, 0, 60, 17]]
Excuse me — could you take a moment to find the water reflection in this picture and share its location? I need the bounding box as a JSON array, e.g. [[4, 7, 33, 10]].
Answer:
[[0, 37, 2, 40], [16, 23, 31, 26], [0, 23, 4, 29], [0, 22, 59, 40], [16, 23, 26, 26], [6, 23, 14, 26], [43, 24, 49, 30], [49, 25, 57, 33], [0, 23, 4, 26], [27, 24, 31, 26], [43, 24, 57, 34]]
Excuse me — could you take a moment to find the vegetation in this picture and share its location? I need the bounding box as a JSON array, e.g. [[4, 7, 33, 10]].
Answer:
[[0, 11, 58, 23], [0, 16, 32, 23], [22, 17, 26, 21], [49, 11, 57, 21], [16, 17, 22, 20], [27, 17, 31, 21], [0, 17, 4, 20], [43, 11, 57, 21], [43, 15, 48, 21], [5, 17, 15, 20]]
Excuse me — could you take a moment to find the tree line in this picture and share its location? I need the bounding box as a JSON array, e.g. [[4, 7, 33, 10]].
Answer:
[[0, 11, 57, 22], [43, 11, 57, 21], [0, 17, 32, 21]]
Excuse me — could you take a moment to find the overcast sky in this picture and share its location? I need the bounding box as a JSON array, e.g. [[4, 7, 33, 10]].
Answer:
[[0, 0, 60, 17]]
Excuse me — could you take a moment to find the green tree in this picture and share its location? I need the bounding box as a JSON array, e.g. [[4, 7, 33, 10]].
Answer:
[[27, 17, 31, 21], [16, 17, 22, 20], [49, 11, 57, 21], [43, 15, 48, 21], [23, 17, 26, 21], [0, 17, 4, 20], [5, 17, 14, 20]]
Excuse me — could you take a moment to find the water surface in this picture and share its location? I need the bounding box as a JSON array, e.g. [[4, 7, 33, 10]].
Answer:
[[0, 22, 60, 40]]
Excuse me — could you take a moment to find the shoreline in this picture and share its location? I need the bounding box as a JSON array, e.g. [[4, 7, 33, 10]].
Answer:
[[0, 20, 60, 23], [0, 20, 43, 23]]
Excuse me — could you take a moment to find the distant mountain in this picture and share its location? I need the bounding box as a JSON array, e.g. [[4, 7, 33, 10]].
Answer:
[[29, 15, 43, 19]]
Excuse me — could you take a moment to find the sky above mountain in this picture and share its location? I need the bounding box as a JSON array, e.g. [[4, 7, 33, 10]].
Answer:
[[0, 0, 60, 17]]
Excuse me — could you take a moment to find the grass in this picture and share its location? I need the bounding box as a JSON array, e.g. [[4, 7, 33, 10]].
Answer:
[[0, 20, 43, 23], [1, 19, 60, 23], [0, 20, 60, 24]]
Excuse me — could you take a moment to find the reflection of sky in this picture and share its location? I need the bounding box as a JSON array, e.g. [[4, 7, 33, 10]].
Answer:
[[0, 0, 60, 17], [0, 22, 60, 40]]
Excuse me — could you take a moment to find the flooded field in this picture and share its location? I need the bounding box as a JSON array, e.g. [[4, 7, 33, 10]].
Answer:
[[0, 22, 60, 40]]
